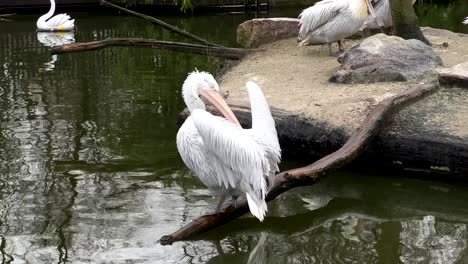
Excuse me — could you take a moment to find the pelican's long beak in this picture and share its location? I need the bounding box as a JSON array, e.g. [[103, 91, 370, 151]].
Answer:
[[365, 0, 378, 23], [200, 90, 241, 127]]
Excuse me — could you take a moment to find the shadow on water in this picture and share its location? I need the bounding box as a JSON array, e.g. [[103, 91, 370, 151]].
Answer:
[[0, 3, 467, 263], [196, 167, 468, 263]]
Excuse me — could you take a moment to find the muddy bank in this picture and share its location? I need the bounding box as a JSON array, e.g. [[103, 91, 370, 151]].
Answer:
[[211, 28, 468, 176]]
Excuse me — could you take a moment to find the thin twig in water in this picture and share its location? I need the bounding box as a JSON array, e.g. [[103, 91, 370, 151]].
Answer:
[[100, 0, 223, 47]]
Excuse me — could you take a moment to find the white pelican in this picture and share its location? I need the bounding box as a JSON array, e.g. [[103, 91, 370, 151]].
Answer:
[[37, 0, 75, 31], [463, 17, 468, 25], [362, 0, 416, 33], [298, 0, 378, 55], [176, 71, 281, 222]]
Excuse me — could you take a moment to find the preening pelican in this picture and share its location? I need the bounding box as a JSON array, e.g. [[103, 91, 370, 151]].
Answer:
[[463, 17, 468, 25], [362, 0, 416, 32], [298, 0, 377, 55], [176, 71, 281, 221], [37, 0, 75, 31]]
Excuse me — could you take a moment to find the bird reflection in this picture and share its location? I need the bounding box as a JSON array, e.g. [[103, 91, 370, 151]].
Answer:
[[400, 215, 467, 264], [42, 54, 57, 72], [37, 32, 74, 72], [37, 31, 75, 47], [247, 233, 269, 264]]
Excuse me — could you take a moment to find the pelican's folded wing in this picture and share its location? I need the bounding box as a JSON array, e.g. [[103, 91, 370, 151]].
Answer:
[[298, 0, 346, 38], [190, 109, 269, 195], [245, 81, 281, 187]]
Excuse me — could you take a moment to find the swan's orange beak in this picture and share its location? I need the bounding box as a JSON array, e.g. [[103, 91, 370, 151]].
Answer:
[[200, 90, 241, 127], [365, 0, 378, 23]]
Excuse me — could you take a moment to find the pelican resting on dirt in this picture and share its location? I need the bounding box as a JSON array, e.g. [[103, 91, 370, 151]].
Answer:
[[176, 71, 281, 222], [362, 0, 416, 33], [37, 0, 75, 31], [298, 0, 377, 56]]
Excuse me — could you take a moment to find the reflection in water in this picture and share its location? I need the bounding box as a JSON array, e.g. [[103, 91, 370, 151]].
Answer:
[[0, 8, 467, 264], [36, 32, 75, 47], [42, 54, 58, 72], [400, 215, 467, 264], [37, 32, 75, 72], [247, 233, 268, 264]]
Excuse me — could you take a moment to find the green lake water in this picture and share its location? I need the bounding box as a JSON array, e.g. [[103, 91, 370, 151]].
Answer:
[[0, 2, 468, 263]]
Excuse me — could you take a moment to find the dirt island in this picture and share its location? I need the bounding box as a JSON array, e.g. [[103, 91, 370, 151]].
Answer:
[[217, 27, 468, 176]]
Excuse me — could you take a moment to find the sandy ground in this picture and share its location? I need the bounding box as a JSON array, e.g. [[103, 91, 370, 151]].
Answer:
[[219, 28, 468, 138]]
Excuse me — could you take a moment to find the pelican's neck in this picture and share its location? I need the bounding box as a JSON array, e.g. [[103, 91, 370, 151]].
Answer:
[[183, 86, 205, 112], [349, 0, 367, 18], [38, 0, 56, 22]]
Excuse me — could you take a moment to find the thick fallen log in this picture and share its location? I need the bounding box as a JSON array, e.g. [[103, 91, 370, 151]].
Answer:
[[51, 38, 248, 60], [159, 81, 439, 245], [101, 0, 222, 47]]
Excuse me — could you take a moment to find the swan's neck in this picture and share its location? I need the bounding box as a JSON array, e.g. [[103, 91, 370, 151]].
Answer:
[[39, 0, 56, 22]]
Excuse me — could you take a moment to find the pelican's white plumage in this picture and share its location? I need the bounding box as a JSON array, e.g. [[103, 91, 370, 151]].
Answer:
[[463, 17, 468, 25], [37, 0, 75, 31], [176, 71, 281, 221], [362, 0, 416, 30], [298, 0, 377, 54]]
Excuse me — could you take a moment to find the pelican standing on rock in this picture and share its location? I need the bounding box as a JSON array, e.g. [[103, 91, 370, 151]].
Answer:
[[298, 0, 378, 55], [37, 0, 75, 31], [176, 71, 281, 221]]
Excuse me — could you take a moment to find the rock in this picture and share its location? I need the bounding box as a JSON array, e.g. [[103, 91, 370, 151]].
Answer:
[[421, 27, 460, 38], [437, 62, 468, 88], [330, 34, 443, 84], [236, 18, 300, 48]]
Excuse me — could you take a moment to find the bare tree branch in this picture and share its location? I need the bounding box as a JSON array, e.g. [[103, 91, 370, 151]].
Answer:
[[160, 81, 439, 245], [101, 0, 223, 47], [51, 38, 249, 60]]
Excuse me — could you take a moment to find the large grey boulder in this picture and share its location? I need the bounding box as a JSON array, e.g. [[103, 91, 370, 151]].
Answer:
[[330, 34, 443, 84], [236, 18, 300, 48], [437, 62, 468, 88]]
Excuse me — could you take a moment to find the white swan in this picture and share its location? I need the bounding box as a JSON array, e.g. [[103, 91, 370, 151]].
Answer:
[[36, 0, 75, 31]]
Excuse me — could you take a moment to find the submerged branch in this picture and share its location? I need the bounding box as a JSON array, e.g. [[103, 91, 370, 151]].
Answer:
[[0, 13, 14, 22], [101, 0, 222, 47], [51, 38, 248, 60], [159, 81, 439, 245]]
